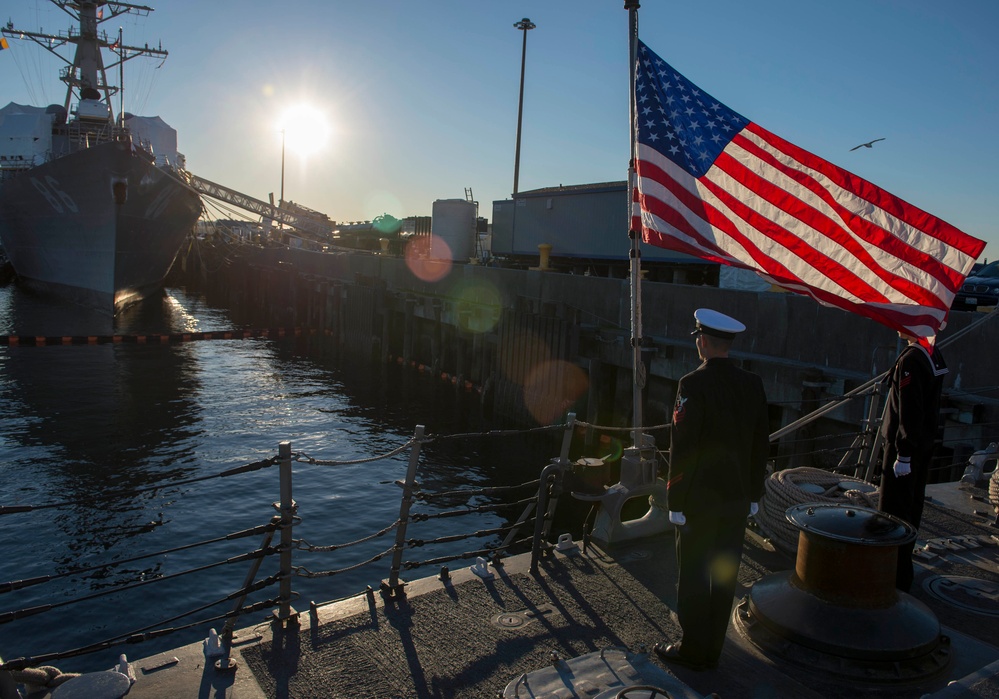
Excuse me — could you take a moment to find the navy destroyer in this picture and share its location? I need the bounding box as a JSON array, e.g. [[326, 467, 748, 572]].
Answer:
[[0, 1, 201, 314]]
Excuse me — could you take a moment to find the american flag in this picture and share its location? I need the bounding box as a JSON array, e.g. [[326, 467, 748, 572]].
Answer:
[[632, 40, 986, 343]]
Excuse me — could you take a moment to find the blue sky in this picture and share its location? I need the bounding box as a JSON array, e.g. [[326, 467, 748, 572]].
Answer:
[[2, 0, 997, 261]]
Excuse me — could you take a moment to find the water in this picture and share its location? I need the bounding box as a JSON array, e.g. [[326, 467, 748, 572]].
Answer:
[[0, 284, 561, 674]]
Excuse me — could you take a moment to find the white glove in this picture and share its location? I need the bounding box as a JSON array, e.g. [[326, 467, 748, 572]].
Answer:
[[749, 502, 759, 517], [893, 457, 912, 478], [668, 510, 686, 526]]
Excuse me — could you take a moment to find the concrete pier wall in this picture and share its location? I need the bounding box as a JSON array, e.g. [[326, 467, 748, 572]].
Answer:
[[175, 243, 999, 479]]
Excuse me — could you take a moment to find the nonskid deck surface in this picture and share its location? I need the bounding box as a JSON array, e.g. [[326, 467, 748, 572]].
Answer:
[[235, 533, 815, 699], [49, 488, 999, 698]]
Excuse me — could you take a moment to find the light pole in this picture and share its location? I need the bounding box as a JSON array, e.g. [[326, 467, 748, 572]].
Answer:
[[512, 17, 535, 196], [280, 128, 286, 207]]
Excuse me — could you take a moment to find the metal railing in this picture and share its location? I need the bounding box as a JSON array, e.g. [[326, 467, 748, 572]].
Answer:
[[0, 405, 991, 679], [0, 419, 578, 675]]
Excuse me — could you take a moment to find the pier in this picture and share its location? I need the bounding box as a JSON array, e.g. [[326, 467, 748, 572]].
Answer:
[[173, 237, 999, 480]]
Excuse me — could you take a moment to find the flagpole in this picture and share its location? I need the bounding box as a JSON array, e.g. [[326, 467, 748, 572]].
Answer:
[[117, 27, 124, 128], [625, 0, 643, 449]]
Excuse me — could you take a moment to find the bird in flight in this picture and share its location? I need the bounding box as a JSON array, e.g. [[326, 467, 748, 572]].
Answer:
[[850, 137, 886, 151]]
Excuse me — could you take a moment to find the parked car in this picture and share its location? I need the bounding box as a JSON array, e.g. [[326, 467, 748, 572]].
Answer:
[[953, 260, 999, 310]]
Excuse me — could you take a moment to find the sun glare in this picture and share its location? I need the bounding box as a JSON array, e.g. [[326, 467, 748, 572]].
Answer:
[[278, 103, 332, 158]]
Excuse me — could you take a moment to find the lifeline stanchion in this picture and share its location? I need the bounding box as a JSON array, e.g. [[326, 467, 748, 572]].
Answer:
[[273, 441, 299, 627], [526, 413, 578, 575], [530, 460, 562, 575], [540, 413, 576, 544], [383, 425, 426, 596]]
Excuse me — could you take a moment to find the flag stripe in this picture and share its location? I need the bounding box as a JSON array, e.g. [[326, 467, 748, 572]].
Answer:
[[637, 145, 901, 306], [634, 189, 945, 338], [704, 155, 895, 304], [632, 40, 986, 343], [740, 124, 974, 294], [633, 149, 953, 335], [713, 138, 942, 308], [635, 156, 804, 284], [748, 124, 984, 260]]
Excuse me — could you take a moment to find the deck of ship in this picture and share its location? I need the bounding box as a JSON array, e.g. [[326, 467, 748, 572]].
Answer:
[[33, 482, 999, 699]]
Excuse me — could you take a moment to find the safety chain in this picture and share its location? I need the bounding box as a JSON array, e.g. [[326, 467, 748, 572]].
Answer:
[[289, 421, 582, 468], [428, 423, 569, 441], [117, 575, 281, 641], [0, 596, 283, 672], [294, 519, 400, 553], [0, 521, 281, 595], [0, 545, 280, 626], [402, 536, 533, 571], [573, 419, 672, 433], [404, 521, 531, 548], [409, 495, 538, 522], [414, 480, 542, 503], [293, 439, 419, 466], [0, 419, 681, 516], [293, 545, 396, 579], [0, 456, 280, 516]]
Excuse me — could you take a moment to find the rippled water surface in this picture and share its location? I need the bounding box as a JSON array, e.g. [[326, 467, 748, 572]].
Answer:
[[0, 284, 559, 673]]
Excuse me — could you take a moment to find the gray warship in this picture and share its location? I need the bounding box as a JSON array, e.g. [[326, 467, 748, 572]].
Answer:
[[0, 1, 201, 314]]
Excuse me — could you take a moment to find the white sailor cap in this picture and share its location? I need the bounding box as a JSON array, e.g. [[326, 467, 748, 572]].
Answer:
[[691, 308, 746, 339]]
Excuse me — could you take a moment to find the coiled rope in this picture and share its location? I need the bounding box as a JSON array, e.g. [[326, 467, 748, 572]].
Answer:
[[990, 468, 999, 512], [757, 467, 879, 554]]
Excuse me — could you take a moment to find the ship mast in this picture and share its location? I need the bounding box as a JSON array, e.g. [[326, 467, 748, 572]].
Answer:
[[1, 1, 167, 124]]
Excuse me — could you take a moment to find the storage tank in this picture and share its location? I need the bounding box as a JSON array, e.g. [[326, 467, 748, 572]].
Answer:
[[431, 199, 476, 261]]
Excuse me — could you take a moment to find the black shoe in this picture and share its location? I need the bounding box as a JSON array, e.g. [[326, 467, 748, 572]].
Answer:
[[653, 642, 716, 671]]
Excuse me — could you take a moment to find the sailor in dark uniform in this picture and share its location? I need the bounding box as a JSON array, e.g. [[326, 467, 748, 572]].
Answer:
[[655, 309, 769, 672], [878, 332, 947, 592]]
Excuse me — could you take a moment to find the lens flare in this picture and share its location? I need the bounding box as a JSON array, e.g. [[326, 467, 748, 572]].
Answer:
[[522, 359, 589, 425], [598, 434, 624, 463], [710, 551, 740, 586], [405, 236, 452, 282], [452, 279, 502, 334]]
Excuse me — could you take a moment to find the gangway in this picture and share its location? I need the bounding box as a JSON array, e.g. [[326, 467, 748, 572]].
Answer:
[[185, 172, 335, 241]]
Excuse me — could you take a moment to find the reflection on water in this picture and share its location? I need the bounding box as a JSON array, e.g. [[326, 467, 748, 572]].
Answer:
[[0, 283, 557, 672], [1, 288, 205, 529], [0, 286, 174, 337]]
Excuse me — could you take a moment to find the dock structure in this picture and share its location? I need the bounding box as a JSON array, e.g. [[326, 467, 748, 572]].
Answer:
[[53, 482, 999, 698], [174, 240, 999, 480]]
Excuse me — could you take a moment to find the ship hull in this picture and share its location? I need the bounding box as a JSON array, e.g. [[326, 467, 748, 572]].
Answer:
[[0, 140, 202, 314]]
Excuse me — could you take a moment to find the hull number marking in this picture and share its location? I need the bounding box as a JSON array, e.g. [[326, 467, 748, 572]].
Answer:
[[30, 176, 80, 215]]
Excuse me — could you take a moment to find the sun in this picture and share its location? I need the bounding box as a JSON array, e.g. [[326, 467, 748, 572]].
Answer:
[[278, 103, 332, 159]]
